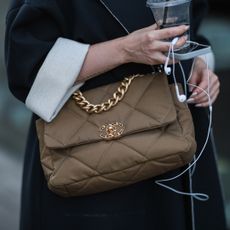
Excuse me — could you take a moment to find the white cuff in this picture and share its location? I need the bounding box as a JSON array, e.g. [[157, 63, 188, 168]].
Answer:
[[198, 50, 215, 71], [25, 38, 89, 122]]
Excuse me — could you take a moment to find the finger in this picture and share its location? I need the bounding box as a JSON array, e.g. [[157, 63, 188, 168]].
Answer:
[[195, 84, 220, 105], [195, 90, 219, 107], [193, 82, 219, 102], [149, 52, 168, 65], [151, 36, 187, 52], [188, 72, 200, 93], [173, 35, 188, 50], [190, 79, 208, 100], [194, 91, 214, 105], [187, 71, 209, 102], [154, 25, 189, 40], [191, 69, 219, 93], [149, 40, 171, 52], [211, 90, 220, 104], [191, 71, 219, 100], [192, 83, 219, 106], [187, 72, 220, 105], [188, 68, 210, 97], [188, 82, 212, 103], [195, 101, 210, 108]]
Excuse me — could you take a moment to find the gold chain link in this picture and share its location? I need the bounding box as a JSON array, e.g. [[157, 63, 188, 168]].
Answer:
[[72, 74, 144, 114]]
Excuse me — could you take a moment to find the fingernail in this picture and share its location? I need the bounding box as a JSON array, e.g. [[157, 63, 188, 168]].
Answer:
[[183, 35, 188, 40], [187, 98, 195, 104], [179, 35, 188, 42], [189, 86, 194, 92], [191, 92, 198, 97], [195, 104, 203, 107], [185, 25, 190, 30]]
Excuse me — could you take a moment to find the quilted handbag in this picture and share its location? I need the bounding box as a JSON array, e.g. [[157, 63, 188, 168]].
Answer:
[[36, 72, 197, 197]]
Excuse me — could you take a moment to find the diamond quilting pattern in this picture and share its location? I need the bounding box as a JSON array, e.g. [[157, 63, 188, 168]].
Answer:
[[36, 73, 197, 197]]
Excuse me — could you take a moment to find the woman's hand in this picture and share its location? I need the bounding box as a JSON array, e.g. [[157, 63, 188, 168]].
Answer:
[[78, 23, 188, 82], [122, 24, 189, 65], [187, 57, 220, 107]]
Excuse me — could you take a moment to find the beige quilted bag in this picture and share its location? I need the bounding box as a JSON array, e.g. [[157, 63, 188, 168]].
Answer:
[[36, 73, 197, 197]]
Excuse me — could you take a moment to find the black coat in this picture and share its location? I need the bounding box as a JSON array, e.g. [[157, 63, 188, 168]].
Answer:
[[5, 0, 227, 230]]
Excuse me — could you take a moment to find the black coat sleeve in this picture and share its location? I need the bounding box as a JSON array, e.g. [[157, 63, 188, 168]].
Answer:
[[5, 1, 65, 103]]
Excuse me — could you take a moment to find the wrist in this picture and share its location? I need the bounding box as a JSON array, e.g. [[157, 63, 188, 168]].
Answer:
[[115, 36, 131, 64]]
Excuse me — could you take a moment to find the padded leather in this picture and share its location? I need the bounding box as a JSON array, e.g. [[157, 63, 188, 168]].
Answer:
[[36, 73, 197, 197]]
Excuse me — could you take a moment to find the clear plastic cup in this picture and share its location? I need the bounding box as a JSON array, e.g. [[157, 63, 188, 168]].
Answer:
[[146, 0, 191, 51]]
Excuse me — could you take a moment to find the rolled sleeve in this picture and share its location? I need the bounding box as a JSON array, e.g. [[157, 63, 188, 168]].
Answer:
[[25, 38, 89, 122]]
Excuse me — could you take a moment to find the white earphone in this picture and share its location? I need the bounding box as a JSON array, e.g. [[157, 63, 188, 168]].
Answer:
[[164, 37, 187, 103], [157, 42, 213, 203], [164, 62, 171, 75], [164, 37, 179, 76], [175, 84, 187, 102]]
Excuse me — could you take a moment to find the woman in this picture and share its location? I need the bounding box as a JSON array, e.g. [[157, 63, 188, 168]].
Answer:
[[5, 0, 227, 229]]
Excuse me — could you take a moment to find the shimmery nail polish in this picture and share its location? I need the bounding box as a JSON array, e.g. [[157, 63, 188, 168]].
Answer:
[[191, 92, 198, 97], [187, 98, 195, 103], [195, 104, 202, 107]]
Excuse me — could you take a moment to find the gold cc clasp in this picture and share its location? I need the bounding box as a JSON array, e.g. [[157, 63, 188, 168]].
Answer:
[[100, 122, 124, 140]]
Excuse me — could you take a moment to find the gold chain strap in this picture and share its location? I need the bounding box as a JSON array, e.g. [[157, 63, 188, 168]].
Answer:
[[72, 74, 144, 114]]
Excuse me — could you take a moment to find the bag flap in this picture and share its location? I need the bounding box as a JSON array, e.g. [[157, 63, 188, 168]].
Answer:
[[39, 73, 177, 149]]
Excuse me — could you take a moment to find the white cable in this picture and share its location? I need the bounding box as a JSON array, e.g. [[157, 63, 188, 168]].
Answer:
[[187, 58, 196, 83], [164, 43, 173, 76], [178, 60, 201, 178], [178, 61, 188, 97], [171, 43, 187, 102], [184, 55, 209, 176], [191, 155, 197, 176], [189, 165, 196, 230], [171, 44, 177, 87], [155, 85, 212, 201], [205, 55, 211, 108], [156, 41, 213, 202]]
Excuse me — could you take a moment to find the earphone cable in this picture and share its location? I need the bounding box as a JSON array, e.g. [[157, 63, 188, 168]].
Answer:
[[156, 41, 213, 202]]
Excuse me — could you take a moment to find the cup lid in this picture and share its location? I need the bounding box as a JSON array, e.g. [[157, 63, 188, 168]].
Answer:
[[146, 0, 191, 8]]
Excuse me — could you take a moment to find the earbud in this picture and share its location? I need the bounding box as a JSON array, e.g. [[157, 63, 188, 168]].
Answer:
[[164, 54, 172, 75], [164, 66, 171, 75], [164, 37, 179, 76], [178, 94, 187, 103], [164, 37, 186, 103], [175, 84, 187, 102]]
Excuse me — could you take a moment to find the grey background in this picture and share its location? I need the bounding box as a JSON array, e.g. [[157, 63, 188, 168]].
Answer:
[[0, 0, 230, 229]]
